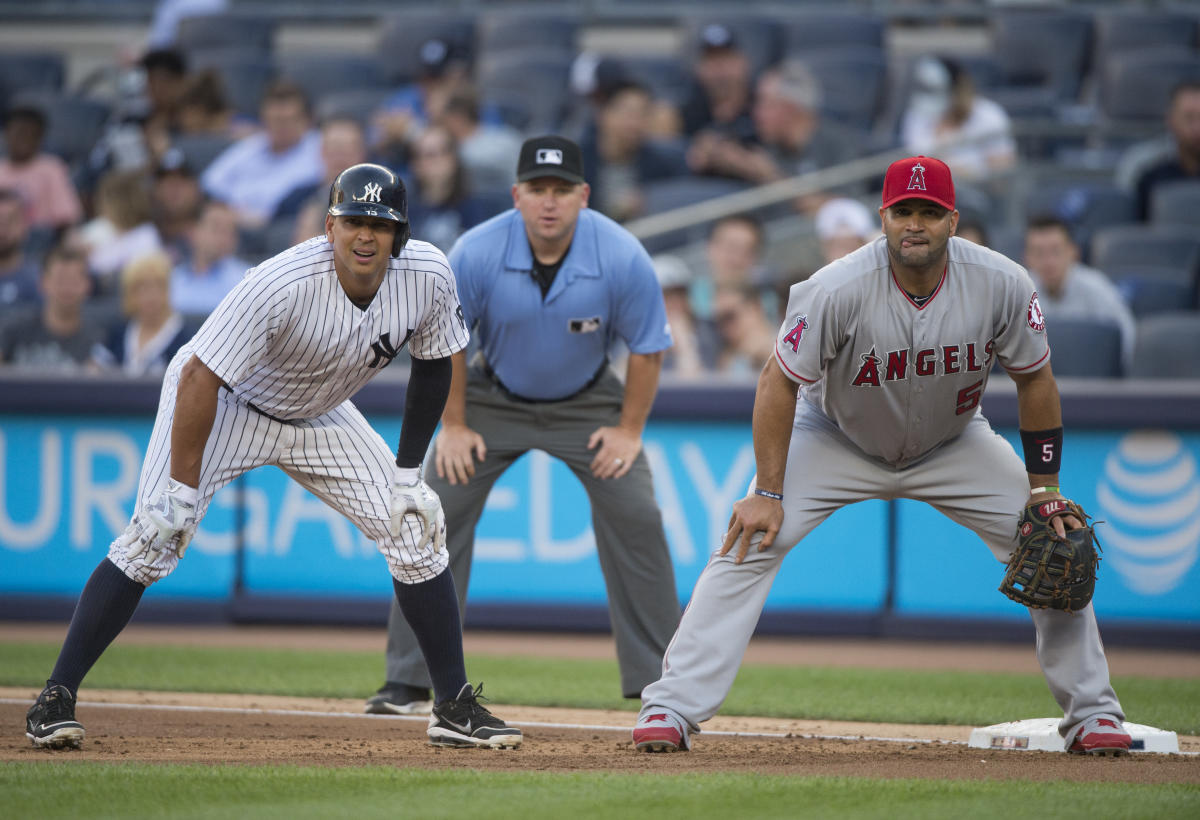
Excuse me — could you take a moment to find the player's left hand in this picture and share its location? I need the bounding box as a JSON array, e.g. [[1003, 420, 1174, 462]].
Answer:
[[389, 466, 443, 553], [587, 425, 641, 480], [119, 478, 198, 566], [719, 492, 783, 564], [1027, 487, 1082, 538]]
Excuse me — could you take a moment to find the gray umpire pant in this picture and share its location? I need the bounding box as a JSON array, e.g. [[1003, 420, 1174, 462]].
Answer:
[[384, 365, 681, 698]]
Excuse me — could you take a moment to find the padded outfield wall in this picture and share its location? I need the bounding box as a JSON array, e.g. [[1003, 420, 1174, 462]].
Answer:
[[1, 374, 1198, 647]]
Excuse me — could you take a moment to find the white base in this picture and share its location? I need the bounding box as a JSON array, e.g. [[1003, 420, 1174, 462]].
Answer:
[[968, 718, 1178, 753]]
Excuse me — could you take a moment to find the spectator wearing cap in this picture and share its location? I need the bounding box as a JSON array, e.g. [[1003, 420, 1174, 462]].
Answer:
[[201, 80, 323, 229], [0, 105, 84, 231], [679, 23, 756, 141], [440, 85, 524, 194], [170, 198, 248, 317], [78, 169, 165, 293], [0, 244, 105, 372], [368, 134, 680, 712], [578, 80, 689, 223], [0, 188, 43, 309], [899, 56, 1015, 182], [95, 251, 194, 376], [151, 147, 204, 262], [815, 197, 878, 265]]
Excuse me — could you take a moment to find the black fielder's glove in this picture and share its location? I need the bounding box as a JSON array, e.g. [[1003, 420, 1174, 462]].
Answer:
[[999, 498, 1101, 613]]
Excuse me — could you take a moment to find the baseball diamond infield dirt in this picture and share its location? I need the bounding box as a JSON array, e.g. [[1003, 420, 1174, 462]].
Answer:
[[2, 624, 1198, 783]]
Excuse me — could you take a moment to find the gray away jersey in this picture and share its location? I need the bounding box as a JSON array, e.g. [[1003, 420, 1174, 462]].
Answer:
[[187, 236, 469, 420], [774, 236, 1049, 468]]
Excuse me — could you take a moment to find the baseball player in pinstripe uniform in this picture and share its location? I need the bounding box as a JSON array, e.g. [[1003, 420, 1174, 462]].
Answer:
[[25, 163, 521, 751], [631, 156, 1131, 756]]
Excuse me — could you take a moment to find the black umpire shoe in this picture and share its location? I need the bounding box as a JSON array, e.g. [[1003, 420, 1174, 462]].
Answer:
[[364, 681, 433, 715], [426, 683, 522, 749], [26, 684, 85, 749]]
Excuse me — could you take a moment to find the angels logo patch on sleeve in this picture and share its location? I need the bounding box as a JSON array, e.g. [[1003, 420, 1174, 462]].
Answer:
[[782, 315, 809, 352], [1027, 292, 1046, 332]]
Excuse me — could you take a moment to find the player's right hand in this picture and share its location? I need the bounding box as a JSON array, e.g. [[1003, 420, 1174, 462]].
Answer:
[[389, 467, 442, 553], [119, 478, 198, 566], [434, 424, 487, 486], [719, 493, 783, 565]]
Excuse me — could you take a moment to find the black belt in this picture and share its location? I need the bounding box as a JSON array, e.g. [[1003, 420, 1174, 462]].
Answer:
[[221, 384, 297, 425], [482, 359, 609, 404]]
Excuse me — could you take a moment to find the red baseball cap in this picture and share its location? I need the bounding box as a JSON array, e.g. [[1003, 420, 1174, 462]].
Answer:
[[881, 155, 955, 211]]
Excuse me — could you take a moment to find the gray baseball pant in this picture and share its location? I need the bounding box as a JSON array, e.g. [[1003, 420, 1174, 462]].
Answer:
[[385, 367, 681, 698], [641, 404, 1124, 742]]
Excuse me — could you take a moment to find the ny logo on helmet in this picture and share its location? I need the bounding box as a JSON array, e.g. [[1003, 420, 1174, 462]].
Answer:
[[358, 182, 383, 203], [907, 162, 926, 191]]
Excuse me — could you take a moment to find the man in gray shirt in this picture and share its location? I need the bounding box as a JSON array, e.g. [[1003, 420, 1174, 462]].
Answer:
[[0, 245, 105, 371]]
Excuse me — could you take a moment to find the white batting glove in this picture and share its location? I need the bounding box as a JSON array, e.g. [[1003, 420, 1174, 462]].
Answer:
[[120, 478, 198, 566], [389, 465, 442, 553]]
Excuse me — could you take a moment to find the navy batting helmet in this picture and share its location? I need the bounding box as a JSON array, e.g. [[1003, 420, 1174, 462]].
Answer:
[[327, 163, 411, 257]]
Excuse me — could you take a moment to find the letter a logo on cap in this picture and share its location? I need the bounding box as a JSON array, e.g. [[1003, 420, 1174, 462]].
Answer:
[[536, 148, 564, 165], [907, 162, 926, 191]]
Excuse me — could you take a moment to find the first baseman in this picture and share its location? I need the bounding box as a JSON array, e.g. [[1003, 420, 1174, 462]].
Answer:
[[25, 163, 521, 750], [631, 156, 1131, 756]]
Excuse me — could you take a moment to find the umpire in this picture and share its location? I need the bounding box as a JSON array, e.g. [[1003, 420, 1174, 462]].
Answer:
[[368, 135, 680, 712]]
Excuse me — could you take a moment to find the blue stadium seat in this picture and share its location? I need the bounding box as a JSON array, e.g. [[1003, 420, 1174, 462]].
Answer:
[[990, 8, 1094, 102], [1090, 225, 1200, 281], [1148, 180, 1200, 229], [376, 12, 475, 85], [169, 132, 234, 176], [0, 51, 66, 105], [779, 13, 885, 54], [1098, 48, 1200, 123], [476, 51, 574, 134], [1092, 10, 1199, 63], [175, 14, 275, 56], [802, 46, 889, 132], [275, 55, 386, 102], [1024, 182, 1136, 255], [187, 51, 276, 118], [315, 88, 391, 127], [1132, 313, 1200, 378], [1115, 269, 1197, 318], [476, 11, 580, 57], [1046, 317, 1124, 378], [9, 92, 110, 167], [637, 176, 752, 253]]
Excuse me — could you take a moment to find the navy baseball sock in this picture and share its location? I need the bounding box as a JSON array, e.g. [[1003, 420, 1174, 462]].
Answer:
[[392, 571, 467, 705], [49, 559, 145, 696]]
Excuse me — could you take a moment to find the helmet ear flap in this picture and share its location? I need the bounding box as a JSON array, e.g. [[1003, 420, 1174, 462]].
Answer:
[[392, 221, 411, 257]]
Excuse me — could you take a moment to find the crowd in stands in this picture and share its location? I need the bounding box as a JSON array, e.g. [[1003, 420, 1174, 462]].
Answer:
[[1, 3, 1199, 379]]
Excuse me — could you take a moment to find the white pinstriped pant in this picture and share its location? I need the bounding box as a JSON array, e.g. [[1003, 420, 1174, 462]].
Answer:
[[108, 352, 447, 586]]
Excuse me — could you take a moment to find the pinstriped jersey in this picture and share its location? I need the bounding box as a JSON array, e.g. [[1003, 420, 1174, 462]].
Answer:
[[774, 236, 1049, 468], [187, 236, 469, 420]]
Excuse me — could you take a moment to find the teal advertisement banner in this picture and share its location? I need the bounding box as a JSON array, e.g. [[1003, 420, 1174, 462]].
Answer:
[[2, 415, 1196, 623]]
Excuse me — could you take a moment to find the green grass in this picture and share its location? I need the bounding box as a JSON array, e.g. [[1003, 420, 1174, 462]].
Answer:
[[3, 640, 1198, 733], [1, 762, 1197, 820]]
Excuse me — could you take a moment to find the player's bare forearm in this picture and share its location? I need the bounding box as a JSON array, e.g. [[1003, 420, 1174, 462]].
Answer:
[[440, 351, 470, 427], [434, 351, 485, 484], [170, 355, 222, 488], [618, 351, 663, 434], [751, 359, 799, 493]]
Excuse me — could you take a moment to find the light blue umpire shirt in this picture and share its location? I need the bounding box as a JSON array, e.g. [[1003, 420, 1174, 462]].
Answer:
[[448, 207, 673, 401]]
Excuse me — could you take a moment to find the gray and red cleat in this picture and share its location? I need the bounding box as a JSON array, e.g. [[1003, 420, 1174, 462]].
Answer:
[[633, 709, 690, 752], [1069, 715, 1132, 756]]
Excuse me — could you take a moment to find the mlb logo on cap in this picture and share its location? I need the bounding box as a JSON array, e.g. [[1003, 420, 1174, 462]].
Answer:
[[881, 155, 955, 211], [536, 148, 564, 165]]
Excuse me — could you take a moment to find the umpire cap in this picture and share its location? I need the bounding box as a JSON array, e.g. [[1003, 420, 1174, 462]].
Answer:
[[516, 135, 585, 185], [327, 162, 411, 257]]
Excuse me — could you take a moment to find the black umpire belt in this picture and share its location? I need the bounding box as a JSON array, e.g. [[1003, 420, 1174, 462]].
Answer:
[[220, 384, 298, 425], [482, 359, 608, 404]]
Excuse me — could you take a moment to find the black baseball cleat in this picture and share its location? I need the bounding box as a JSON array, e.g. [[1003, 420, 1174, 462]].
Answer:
[[426, 683, 522, 749], [26, 684, 85, 749]]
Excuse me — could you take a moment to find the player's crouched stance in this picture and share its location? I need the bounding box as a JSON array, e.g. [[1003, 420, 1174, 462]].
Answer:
[[26, 163, 520, 751], [631, 155, 1131, 757]]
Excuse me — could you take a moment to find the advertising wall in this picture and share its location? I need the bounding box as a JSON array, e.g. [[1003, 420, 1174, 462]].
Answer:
[[3, 407, 1197, 629]]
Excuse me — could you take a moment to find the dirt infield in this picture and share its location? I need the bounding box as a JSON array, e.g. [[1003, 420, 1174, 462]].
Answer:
[[3, 624, 1198, 782]]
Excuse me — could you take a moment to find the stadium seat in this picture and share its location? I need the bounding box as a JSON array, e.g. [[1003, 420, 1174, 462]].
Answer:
[[779, 13, 885, 54], [315, 88, 391, 127], [1092, 10, 1198, 63], [1046, 317, 1124, 378], [275, 55, 387, 102], [476, 11, 580, 57], [680, 16, 783, 79], [175, 14, 275, 56], [990, 8, 1094, 102], [1090, 225, 1200, 281], [376, 12, 475, 85], [1132, 313, 1200, 378], [1098, 48, 1200, 123], [1114, 269, 1197, 317], [619, 55, 693, 107], [637, 176, 752, 253], [9, 92, 110, 167], [802, 46, 889, 132], [477, 51, 574, 134], [186, 52, 276, 118], [169, 132, 233, 176], [0, 51, 66, 102], [1149, 180, 1200, 229], [1024, 182, 1136, 255]]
